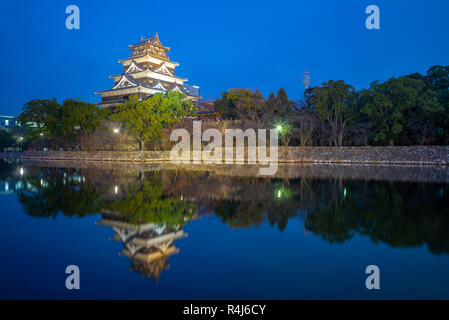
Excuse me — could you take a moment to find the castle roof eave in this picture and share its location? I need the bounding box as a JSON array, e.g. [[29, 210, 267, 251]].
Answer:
[[129, 43, 170, 51], [108, 72, 188, 82], [95, 78, 170, 95], [95, 85, 167, 95], [95, 86, 138, 95], [118, 55, 179, 66]]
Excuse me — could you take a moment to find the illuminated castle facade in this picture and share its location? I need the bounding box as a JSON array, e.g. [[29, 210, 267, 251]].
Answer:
[[95, 33, 200, 108]]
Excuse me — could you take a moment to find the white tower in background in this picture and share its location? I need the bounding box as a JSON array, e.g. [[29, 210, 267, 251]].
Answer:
[[302, 71, 310, 90]]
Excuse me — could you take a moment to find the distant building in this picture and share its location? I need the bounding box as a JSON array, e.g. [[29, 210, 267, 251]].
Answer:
[[302, 71, 310, 90], [0, 115, 18, 130], [95, 33, 200, 108]]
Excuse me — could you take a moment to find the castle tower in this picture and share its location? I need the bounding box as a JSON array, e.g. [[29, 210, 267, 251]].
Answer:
[[95, 34, 200, 108], [302, 71, 310, 90]]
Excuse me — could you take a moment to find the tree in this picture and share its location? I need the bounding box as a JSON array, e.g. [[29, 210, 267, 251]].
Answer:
[[18, 98, 105, 149], [263, 88, 296, 125], [214, 92, 238, 120], [425, 65, 449, 103], [59, 99, 105, 148], [18, 99, 60, 138], [214, 89, 266, 121], [262, 92, 278, 124], [165, 90, 197, 119], [111, 92, 196, 150], [274, 88, 294, 117], [292, 101, 318, 146], [424, 65, 449, 144], [310, 80, 357, 146], [361, 77, 442, 145]]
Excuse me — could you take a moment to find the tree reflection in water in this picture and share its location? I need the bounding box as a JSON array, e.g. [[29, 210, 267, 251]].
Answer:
[[1, 162, 448, 280]]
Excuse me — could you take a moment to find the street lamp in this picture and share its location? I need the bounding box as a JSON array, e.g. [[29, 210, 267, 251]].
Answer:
[[274, 121, 285, 133]]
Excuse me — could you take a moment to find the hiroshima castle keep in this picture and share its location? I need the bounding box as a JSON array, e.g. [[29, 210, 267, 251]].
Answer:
[[95, 33, 200, 108]]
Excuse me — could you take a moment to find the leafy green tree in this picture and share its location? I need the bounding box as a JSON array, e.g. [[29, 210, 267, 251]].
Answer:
[[361, 77, 442, 145], [165, 90, 197, 119], [310, 80, 357, 146], [214, 92, 238, 119], [18, 98, 105, 149], [264, 92, 277, 113], [214, 89, 266, 121], [262, 88, 296, 124], [59, 99, 105, 141], [424, 65, 449, 144], [18, 99, 60, 137], [274, 88, 294, 117], [425, 65, 449, 103], [111, 92, 196, 150]]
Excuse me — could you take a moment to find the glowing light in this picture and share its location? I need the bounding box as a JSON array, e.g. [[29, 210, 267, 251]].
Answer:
[[20, 168, 24, 176], [344, 188, 347, 197], [274, 122, 292, 136], [274, 186, 292, 200], [113, 128, 120, 134], [114, 185, 119, 194]]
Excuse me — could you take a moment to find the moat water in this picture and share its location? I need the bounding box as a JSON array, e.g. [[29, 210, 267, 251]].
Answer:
[[0, 160, 448, 299]]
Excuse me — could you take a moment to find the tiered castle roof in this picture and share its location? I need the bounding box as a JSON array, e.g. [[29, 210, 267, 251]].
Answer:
[[95, 33, 199, 108]]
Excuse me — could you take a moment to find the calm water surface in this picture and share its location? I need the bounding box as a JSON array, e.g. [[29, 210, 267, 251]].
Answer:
[[0, 160, 448, 299]]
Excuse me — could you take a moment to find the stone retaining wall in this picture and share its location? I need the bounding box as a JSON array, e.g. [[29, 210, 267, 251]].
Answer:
[[1, 146, 448, 166], [279, 146, 448, 165]]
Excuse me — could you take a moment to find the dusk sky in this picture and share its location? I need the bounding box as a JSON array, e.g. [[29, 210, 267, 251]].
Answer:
[[1, 0, 448, 115]]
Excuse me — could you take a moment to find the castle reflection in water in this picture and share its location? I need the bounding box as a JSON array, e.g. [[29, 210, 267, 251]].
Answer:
[[96, 211, 190, 280], [1, 159, 448, 281]]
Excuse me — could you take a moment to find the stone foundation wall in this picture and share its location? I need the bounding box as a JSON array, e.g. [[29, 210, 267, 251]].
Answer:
[[279, 146, 448, 165], [1, 146, 448, 166]]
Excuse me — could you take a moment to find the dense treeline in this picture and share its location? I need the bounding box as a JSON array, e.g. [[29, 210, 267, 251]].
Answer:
[[2, 91, 195, 151], [214, 65, 449, 146]]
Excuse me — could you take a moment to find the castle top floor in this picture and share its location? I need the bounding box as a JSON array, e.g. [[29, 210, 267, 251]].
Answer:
[[129, 33, 170, 62]]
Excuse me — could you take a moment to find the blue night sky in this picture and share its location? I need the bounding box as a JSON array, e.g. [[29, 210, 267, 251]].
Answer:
[[0, 0, 448, 115]]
